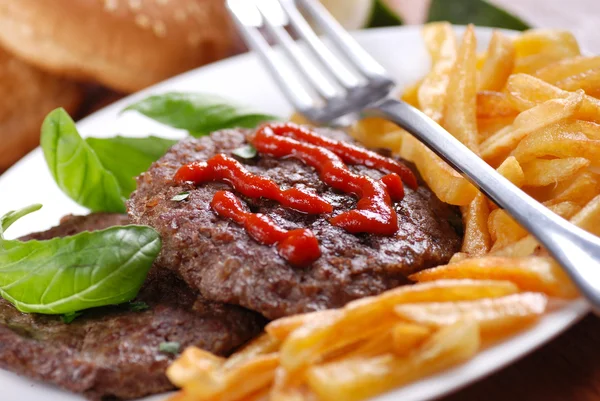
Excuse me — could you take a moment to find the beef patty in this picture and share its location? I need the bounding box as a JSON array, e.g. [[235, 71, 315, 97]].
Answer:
[[128, 128, 462, 319], [0, 214, 265, 400]]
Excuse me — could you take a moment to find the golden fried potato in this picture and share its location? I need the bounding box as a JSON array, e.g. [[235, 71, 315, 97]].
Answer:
[[521, 157, 590, 187], [269, 367, 314, 401], [535, 56, 600, 97], [505, 74, 600, 122], [349, 117, 403, 150], [305, 321, 480, 401], [544, 171, 600, 206], [410, 256, 577, 298], [513, 29, 580, 74], [480, 91, 583, 165], [223, 333, 281, 369], [512, 121, 600, 165], [418, 22, 457, 122], [494, 195, 600, 256], [488, 209, 528, 250], [280, 280, 517, 371], [479, 31, 515, 91], [477, 91, 518, 119], [401, 79, 422, 108], [398, 132, 477, 205], [394, 293, 547, 340], [266, 310, 341, 342], [461, 193, 491, 256], [442, 25, 479, 152], [391, 323, 432, 356], [186, 353, 279, 400], [167, 347, 224, 388], [497, 156, 525, 187]]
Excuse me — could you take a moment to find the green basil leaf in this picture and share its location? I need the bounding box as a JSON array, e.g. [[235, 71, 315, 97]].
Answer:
[[159, 341, 180, 354], [171, 192, 190, 202], [0, 205, 161, 314], [41, 108, 126, 213], [367, 0, 403, 28], [86, 136, 177, 197], [61, 311, 83, 324], [123, 92, 279, 137], [128, 301, 150, 312], [427, 0, 530, 31], [0, 204, 42, 240], [232, 144, 258, 159]]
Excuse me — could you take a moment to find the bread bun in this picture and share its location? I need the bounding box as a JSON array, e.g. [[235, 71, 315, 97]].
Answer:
[[0, 46, 82, 171], [0, 0, 237, 93]]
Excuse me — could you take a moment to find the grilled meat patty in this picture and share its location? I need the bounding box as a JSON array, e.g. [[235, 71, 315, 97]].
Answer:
[[0, 214, 265, 400], [128, 128, 462, 319]]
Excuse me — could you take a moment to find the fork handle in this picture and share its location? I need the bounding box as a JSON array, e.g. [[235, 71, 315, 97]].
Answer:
[[369, 98, 600, 314]]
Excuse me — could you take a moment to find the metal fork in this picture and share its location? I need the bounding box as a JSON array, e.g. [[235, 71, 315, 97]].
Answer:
[[227, 0, 600, 313]]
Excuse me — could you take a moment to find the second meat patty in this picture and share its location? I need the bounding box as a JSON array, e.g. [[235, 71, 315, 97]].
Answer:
[[128, 128, 462, 319]]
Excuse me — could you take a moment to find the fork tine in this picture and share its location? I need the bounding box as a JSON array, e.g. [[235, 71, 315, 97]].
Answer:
[[279, 0, 362, 90], [255, 0, 341, 100], [297, 0, 392, 85], [227, 0, 315, 113]]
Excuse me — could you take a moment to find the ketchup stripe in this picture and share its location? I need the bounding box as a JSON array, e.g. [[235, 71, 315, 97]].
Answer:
[[252, 125, 399, 236], [211, 191, 321, 266], [174, 153, 332, 215], [264, 122, 418, 189]]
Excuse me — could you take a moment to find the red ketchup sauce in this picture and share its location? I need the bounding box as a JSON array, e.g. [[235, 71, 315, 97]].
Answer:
[[211, 191, 320, 267], [174, 122, 417, 266]]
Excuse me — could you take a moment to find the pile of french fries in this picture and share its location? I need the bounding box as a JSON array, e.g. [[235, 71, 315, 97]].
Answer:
[[167, 24, 600, 401]]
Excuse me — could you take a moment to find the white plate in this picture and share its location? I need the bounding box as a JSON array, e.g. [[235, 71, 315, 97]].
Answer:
[[0, 25, 589, 401]]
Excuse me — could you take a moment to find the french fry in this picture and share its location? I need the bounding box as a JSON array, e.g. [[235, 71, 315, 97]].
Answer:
[[488, 202, 581, 251], [305, 321, 480, 401], [488, 209, 528, 250], [555, 68, 600, 98], [496, 156, 525, 187], [505, 74, 600, 122], [461, 193, 491, 255], [521, 157, 590, 187], [167, 347, 224, 388], [494, 195, 600, 256], [476, 92, 518, 139], [480, 91, 583, 165], [418, 22, 457, 122], [548, 201, 582, 219], [398, 132, 477, 205], [410, 256, 578, 298], [394, 293, 548, 340], [535, 56, 600, 97], [477, 91, 518, 118], [289, 112, 312, 126], [223, 333, 281, 369], [535, 56, 600, 83], [185, 353, 280, 401], [279, 280, 517, 371], [269, 367, 315, 401], [512, 122, 600, 165], [391, 323, 432, 356], [479, 31, 515, 91], [349, 118, 403, 150], [544, 171, 600, 206], [513, 29, 580, 74], [332, 327, 396, 360], [266, 310, 341, 342], [401, 79, 422, 108], [478, 117, 515, 140], [442, 25, 479, 152], [569, 194, 600, 235]]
